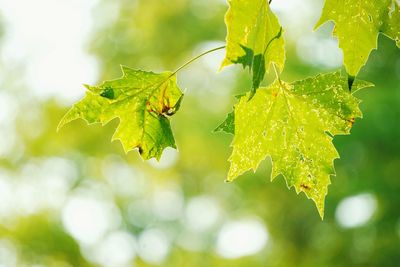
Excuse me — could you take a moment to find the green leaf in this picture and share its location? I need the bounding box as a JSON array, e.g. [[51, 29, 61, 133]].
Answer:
[[227, 71, 373, 218], [214, 111, 235, 134], [214, 94, 246, 134], [221, 0, 285, 93], [315, 0, 400, 76], [58, 66, 183, 160]]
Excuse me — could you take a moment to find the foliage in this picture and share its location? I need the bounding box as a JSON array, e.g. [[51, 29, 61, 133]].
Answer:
[[226, 71, 372, 217], [315, 0, 400, 76], [59, 0, 400, 217], [221, 0, 285, 94], [1, 0, 400, 266], [59, 66, 183, 160]]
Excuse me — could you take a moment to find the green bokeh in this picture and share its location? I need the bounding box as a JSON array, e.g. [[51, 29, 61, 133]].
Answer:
[[0, 0, 399, 266]]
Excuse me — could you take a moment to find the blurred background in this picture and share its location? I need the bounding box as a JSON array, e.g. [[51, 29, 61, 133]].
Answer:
[[0, 0, 399, 266]]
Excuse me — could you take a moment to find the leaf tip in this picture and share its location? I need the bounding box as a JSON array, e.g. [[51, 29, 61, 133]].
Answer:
[[224, 178, 233, 184], [219, 59, 231, 73], [318, 209, 325, 220], [313, 20, 324, 31], [313, 196, 326, 220], [112, 135, 131, 155], [119, 65, 133, 77], [57, 111, 75, 132], [56, 122, 64, 133], [226, 168, 238, 183]]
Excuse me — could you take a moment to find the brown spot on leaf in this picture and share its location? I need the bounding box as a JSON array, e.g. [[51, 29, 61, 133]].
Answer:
[[300, 183, 311, 190], [146, 101, 156, 113]]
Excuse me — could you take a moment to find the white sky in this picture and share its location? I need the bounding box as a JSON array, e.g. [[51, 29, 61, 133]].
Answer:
[[0, 0, 100, 103]]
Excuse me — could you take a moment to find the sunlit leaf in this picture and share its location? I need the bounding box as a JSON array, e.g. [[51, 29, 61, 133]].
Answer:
[[315, 0, 400, 76], [58, 66, 183, 160], [227, 71, 373, 218], [221, 0, 285, 94]]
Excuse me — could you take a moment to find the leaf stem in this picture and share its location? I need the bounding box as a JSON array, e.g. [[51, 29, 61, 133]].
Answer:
[[173, 46, 226, 75]]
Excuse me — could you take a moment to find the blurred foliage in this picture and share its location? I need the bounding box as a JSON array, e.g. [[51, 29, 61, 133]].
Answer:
[[0, 0, 399, 267], [0, 215, 93, 267]]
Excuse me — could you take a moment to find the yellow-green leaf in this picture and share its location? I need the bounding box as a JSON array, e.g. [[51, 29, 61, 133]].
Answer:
[[58, 66, 183, 160], [221, 0, 285, 93], [227, 71, 373, 218], [315, 0, 400, 76]]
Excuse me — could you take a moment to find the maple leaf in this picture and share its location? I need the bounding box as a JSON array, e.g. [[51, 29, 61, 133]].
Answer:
[[221, 0, 285, 94], [58, 66, 183, 160], [315, 0, 400, 76], [226, 71, 373, 218]]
